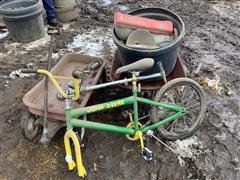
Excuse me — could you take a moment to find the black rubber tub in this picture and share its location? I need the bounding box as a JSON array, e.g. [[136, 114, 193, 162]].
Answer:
[[0, 0, 44, 43], [112, 8, 185, 78]]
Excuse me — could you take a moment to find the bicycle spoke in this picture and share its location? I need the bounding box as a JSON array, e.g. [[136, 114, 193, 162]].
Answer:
[[167, 96, 199, 132], [184, 89, 196, 106], [165, 120, 178, 131], [187, 102, 200, 109], [181, 85, 188, 103], [182, 115, 189, 128], [186, 97, 200, 108], [185, 117, 193, 127], [188, 107, 200, 114], [175, 87, 182, 104], [187, 111, 197, 120], [169, 121, 179, 132]]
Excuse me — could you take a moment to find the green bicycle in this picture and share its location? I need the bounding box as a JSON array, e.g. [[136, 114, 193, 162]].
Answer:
[[22, 58, 206, 177]]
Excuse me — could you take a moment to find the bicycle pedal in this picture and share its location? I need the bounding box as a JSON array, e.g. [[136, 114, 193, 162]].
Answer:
[[143, 147, 153, 161]]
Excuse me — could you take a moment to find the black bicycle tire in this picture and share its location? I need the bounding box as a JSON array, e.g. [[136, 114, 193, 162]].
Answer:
[[150, 78, 207, 140]]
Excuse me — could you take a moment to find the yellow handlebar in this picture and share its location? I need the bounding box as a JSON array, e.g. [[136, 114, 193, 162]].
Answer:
[[37, 69, 80, 101]]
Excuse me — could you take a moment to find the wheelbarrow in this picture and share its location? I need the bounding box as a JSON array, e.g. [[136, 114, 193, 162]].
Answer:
[[110, 50, 186, 90], [21, 53, 107, 141], [109, 50, 186, 117]]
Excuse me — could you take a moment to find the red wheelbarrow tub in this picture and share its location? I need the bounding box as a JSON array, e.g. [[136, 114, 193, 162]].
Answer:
[[23, 53, 107, 121], [110, 50, 186, 91]]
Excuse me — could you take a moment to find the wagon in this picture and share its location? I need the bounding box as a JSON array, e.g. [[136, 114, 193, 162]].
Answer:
[[22, 53, 107, 140]]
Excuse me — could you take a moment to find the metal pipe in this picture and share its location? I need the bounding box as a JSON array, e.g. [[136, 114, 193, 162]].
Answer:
[[141, 111, 183, 133], [40, 35, 53, 144], [81, 73, 162, 92], [70, 97, 134, 119], [137, 97, 184, 111], [71, 119, 135, 135], [138, 73, 162, 81], [81, 78, 132, 91]]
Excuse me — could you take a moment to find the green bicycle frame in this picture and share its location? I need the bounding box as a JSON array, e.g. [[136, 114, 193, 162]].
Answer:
[[26, 67, 189, 177], [65, 75, 186, 136]]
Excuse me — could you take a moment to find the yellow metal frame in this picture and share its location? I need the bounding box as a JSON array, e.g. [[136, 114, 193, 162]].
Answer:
[[64, 130, 87, 177], [37, 69, 80, 101]]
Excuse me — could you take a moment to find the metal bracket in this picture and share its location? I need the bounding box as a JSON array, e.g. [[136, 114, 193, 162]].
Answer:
[[159, 62, 167, 83]]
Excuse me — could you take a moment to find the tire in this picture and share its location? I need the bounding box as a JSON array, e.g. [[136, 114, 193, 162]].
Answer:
[[150, 78, 206, 140], [21, 111, 39, 140]]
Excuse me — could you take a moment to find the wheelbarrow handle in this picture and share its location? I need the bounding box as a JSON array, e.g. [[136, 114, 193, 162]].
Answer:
[[21, 68, 37, 74]]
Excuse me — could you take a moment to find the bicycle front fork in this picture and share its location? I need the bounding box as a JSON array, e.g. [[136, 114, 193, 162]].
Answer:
[[64, 130, 87, 177]]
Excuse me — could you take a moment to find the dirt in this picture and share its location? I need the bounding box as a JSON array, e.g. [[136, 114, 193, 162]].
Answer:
[[0, 0, 240, 179]]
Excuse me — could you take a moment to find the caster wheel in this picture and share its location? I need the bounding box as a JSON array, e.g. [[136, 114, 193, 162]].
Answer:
[[21, 111, 40, 140]]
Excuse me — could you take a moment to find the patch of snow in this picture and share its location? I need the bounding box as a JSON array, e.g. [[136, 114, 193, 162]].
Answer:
[[26, 63, 34, 68], [67, 28, 115, 57], [214, 131, 227, 141], [0, 31, 9, 39], [88, 0, 114, 6], [169, 136, 205, 158], [9, 69, 32, 79], [52, 53, 59, 60], [211, 1, 240, 20], [62, 23, 71, 30], [4, 80, 9, 88], [102, 0, 112, 5], [119, 5, 129, 11]]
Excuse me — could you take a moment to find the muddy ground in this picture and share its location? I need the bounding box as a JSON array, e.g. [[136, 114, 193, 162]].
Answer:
[[0, 0, 240, 179]]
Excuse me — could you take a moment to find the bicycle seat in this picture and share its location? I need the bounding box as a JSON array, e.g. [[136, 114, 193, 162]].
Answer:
[[116, 58, 154, 75]]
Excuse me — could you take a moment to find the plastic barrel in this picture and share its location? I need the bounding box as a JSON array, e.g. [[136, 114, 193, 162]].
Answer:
[[55, 6, 78, 23], [53, 0, 78, 22], [0, 0, 45, 43], [112, 8, 185, 78], [53, 0, 77, 8]]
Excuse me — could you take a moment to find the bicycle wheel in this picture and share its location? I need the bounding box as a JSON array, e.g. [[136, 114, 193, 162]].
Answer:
[[150, 78, 206, 140]]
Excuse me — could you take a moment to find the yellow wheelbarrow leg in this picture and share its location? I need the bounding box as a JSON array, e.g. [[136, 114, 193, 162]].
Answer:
[[64, 130, 87, 177]]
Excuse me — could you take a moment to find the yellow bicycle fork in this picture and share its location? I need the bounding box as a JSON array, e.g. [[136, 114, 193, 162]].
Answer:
[[64, 130, 87, 177], [64, 128, 145, 177]]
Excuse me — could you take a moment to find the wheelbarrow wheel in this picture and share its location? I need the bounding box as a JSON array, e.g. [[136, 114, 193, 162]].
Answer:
[[21, 111, 40, 140], [150, 78, 206, 140]]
